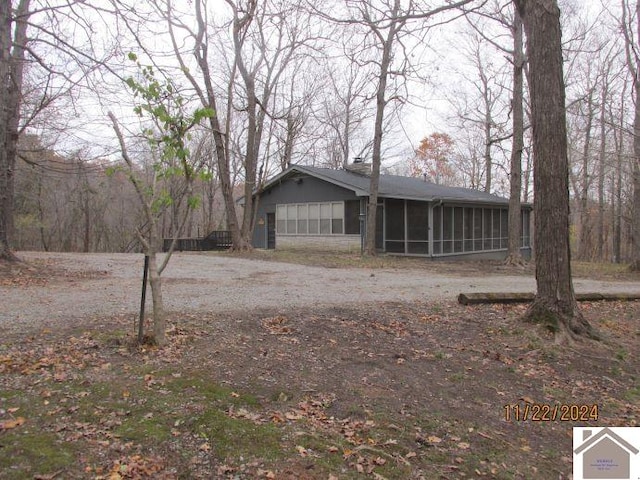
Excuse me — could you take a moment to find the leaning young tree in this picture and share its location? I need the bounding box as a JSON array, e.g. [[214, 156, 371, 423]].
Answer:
[[513, 0, 597, 341], [109, 57, 213, 346]]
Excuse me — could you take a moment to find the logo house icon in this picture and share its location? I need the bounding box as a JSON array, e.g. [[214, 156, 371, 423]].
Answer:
[[573, 427, 640, 480]]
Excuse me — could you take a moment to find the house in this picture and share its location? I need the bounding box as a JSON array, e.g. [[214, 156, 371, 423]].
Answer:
[[249, 163, 532, 260], [573, 427, 639, 479]]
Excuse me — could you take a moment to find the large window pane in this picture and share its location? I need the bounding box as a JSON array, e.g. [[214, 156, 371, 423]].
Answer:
[[332, 202, 344, 234], [319, 203, 331, 234], [276, 205, 286, 234], [308, 204, 319, 233], [332, 202, 344, 219], [297, 205, 308, 234], [287, 204, 297, 234]]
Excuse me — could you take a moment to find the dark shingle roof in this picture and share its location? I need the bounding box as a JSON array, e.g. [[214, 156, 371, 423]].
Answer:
[[264, 165, 510, 205]]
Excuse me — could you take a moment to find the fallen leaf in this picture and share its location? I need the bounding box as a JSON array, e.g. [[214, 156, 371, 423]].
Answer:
[[0, 417, 25, 430]]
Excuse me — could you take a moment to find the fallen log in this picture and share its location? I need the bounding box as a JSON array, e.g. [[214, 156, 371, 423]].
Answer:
[[457, 292, 640, 305]]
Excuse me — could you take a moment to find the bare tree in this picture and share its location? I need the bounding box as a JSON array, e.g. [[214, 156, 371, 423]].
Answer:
[[319, 0, 478, 256], [514, 0, 597, 341], [620, 0, 640, 271], [505, 6, 526, 265], [1, 0, 29, 261]]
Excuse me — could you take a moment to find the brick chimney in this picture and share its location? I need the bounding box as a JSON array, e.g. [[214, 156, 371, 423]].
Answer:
[[344, 157, 372, 176]]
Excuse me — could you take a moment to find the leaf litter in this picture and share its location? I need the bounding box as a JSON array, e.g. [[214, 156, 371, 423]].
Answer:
[[1, 285, 639, 478]]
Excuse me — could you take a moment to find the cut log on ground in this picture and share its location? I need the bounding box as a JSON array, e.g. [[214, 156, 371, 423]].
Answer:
[[457, 292, 640, 305]]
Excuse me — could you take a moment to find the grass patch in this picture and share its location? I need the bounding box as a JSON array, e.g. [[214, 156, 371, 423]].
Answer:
[[195, 409, 283, 461], [0, 431, 76, 479]]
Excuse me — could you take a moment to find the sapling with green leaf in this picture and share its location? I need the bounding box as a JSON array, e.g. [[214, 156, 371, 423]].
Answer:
[[108, 53, 213, 346]]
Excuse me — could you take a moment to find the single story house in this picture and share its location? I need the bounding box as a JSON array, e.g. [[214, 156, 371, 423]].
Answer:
[[249, 163, 532, 260]]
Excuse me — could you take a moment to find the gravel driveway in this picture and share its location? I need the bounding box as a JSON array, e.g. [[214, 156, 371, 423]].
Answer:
[[2, 251, 639, 333]]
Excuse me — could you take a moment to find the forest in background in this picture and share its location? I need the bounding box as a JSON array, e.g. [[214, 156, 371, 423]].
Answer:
[[3, 0, 639, 263]]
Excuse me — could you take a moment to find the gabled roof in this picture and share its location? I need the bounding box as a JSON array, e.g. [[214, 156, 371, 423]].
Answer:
[[574, 427, 640, 455], [259, 164, 514, 205]]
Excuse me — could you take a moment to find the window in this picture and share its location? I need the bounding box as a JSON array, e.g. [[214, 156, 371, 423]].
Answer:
[[287, 205, 297, 234], [332, 202, 344, 234], [275, 202, 347, 235], [297, 205, 308, 234], [276, 205, 286, 234], [320, 203, 331, 234], [309, 204, 319, 234]]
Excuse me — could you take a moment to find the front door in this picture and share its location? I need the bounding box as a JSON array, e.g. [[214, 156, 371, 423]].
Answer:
[[267, 213, 276, 249]]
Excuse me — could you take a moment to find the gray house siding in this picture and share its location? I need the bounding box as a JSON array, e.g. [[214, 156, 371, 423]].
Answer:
[[252, 173, 360, 249]]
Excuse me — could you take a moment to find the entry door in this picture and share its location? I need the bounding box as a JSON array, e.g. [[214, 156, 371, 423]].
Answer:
[[267, 213, 276, 249]]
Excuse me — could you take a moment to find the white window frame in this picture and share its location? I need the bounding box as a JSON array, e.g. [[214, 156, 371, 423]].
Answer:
[[275, 202, 345, 235]]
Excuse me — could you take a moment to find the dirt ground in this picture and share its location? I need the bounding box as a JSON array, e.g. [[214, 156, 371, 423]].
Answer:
[[1, 252, 640, 479]]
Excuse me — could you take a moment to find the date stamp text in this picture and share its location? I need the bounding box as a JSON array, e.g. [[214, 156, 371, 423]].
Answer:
[[504, 403, 599, 422]]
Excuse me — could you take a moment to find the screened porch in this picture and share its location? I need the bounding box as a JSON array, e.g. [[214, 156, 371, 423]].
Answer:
[[379, 199, 531, 257]]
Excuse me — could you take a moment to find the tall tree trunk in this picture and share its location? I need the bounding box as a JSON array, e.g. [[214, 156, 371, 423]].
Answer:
[[1, 0, 28, 261], [596, 82, 607, 261], [514, 0, 597, 341], [631, 90, 640, 271], [0, 0, 13, 260], [365, 0, 401, 256], [632, 0, 640, 271], [622, 0, 640, 270], [190, 0, 246, 250], [505, 7, 525, 266], [578, 87, 594, 260], [230, 0, 258, 251]]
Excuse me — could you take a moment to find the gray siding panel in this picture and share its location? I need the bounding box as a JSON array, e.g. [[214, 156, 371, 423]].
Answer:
[[252, 174, 361, 248]]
